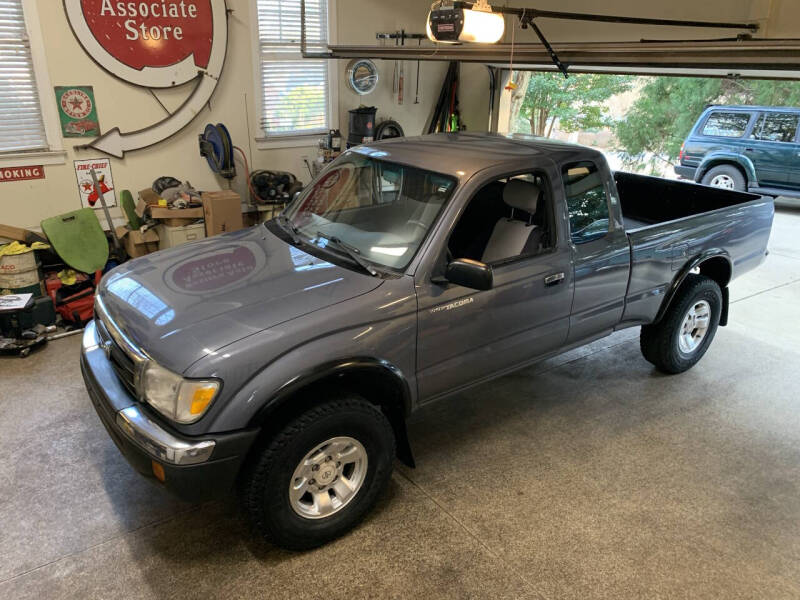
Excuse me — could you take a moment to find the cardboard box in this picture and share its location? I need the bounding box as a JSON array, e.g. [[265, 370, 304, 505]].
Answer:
[[135, 188, 162, 218], [149, 206, 205, 227], [115, 226, 160, 258], [202, 191, 244, 237], [136, 188, 205, 226]]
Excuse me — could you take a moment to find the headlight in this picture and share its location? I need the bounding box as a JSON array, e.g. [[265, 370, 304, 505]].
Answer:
[[141, 362, 220, 424]]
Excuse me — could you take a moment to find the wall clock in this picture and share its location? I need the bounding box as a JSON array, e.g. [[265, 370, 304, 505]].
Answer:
[[346, 59, 379, 95]]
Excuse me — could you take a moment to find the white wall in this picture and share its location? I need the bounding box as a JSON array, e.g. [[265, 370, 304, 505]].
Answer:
[[1, 0, 444, 230], [335, 0, 448, 138]]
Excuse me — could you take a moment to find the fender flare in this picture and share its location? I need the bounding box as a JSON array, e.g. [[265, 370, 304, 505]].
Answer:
[[250, 357, 416, 467], [655, 249, 733, 326], [697, 153, 757, 185]]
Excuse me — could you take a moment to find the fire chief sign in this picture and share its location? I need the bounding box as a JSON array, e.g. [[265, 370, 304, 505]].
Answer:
[[64, 1, 228, 157]]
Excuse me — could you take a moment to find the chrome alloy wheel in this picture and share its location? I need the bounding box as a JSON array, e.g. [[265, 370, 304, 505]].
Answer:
[[678, 300, 711, 354], [289, 437, 368, 519], [710, 174, 736, 189]]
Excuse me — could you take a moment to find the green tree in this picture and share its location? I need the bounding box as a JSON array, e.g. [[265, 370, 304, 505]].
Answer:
[[513, 73, 634, 137], [615, 77, 800, 166]]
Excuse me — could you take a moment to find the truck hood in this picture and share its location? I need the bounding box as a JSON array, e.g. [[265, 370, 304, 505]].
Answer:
[[96, 225, 383, 373]]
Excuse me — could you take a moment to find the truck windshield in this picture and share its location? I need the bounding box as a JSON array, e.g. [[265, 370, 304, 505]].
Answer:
[[283, 154, 457, 270]]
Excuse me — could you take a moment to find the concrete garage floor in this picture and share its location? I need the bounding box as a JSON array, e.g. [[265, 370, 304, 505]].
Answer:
[[2, 209, 799, 600]]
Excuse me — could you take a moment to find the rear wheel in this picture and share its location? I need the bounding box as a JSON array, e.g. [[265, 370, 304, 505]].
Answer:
[[240, 394, 395, 550], [701, 165, 746, 192], [640, 274, 723, 374]]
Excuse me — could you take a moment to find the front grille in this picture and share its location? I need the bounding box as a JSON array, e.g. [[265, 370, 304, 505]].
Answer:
[[96, 315, 138, 398]]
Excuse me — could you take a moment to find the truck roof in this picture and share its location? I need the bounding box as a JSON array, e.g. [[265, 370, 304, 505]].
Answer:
[[353, 132, 604, 180]]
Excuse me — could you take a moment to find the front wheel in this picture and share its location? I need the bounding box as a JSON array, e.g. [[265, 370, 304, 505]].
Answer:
[[640, 274, 723, 374], [239, 394, 396, 550]]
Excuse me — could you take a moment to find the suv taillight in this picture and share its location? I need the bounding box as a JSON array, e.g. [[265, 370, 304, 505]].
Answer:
[[679, 143, 685, 163]]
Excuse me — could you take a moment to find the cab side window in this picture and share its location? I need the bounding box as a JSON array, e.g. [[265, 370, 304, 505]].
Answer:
[[563, 162, 611, 245], [447, 172, 555, 265], [750, 113, 800, 143], [701, 111, 751, 138]]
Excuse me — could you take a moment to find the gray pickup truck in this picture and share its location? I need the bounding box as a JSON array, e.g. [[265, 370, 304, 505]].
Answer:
[[81, 133, 773, 550]]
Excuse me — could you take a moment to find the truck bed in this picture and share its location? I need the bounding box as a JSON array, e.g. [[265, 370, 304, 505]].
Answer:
[[614, 172, 761, 231], [614, 172, 775, 326]]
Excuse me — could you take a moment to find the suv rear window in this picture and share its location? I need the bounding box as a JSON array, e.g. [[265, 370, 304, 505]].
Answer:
[[750, 113, 800, 143], [701, 112, 751, 138]]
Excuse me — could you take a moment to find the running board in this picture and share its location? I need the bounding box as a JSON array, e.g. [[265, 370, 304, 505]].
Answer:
[[749, 186, 800, 200]]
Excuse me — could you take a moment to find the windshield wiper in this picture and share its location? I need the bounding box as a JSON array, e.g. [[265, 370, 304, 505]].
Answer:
[[315, 232, 379, 277], [275, 214, 303, 245]]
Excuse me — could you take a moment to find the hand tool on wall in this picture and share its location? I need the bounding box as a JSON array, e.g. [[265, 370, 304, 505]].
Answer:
[[398, 61, 405, 105], [414, 40, 421, 105]]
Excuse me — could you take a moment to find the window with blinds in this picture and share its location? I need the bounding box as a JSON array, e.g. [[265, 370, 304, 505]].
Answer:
[[256, 0, 330, 137], [0, 0, 48, 153]]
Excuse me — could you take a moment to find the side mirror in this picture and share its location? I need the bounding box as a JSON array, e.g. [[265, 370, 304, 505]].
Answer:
[[445, 259, 493, 291]]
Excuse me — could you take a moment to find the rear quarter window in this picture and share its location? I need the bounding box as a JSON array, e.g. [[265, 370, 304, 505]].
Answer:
[[701, 112, 752, 138], [563, 162, 611, 245]]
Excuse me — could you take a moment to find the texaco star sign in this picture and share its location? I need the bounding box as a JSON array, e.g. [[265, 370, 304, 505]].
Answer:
[[64, 0, 229, 158]]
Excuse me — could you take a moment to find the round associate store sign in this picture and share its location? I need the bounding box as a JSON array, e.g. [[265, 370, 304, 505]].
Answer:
[[64, 0, 222, 88]]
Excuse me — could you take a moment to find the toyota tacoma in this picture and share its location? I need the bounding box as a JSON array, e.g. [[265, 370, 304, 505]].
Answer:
[[81, 133, 774, 550]]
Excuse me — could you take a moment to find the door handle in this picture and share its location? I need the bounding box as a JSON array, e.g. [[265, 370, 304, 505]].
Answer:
[[544, 272, 566, 286], [744, 148, 755, 152]]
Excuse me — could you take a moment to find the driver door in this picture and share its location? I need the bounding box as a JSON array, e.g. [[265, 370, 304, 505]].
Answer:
[[415, 172, 573, 403]]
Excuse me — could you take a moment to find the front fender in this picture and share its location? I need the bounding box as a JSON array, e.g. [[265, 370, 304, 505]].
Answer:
[[697, 153, 757, 183], [205, 312, 418, 433], [249, 357, 413, 425], [246, 356, 417, 467]]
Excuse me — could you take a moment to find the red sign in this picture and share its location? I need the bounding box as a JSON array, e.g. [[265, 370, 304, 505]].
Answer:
[[65, 1, 221, 89], [0, 166, 45, 183], [79, 0, 213, 71], [64, 0, 228, 157]]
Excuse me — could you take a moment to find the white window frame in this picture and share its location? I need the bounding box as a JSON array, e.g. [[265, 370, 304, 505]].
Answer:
[[250, 0, 338, 150], [0, 0, 65, 168]]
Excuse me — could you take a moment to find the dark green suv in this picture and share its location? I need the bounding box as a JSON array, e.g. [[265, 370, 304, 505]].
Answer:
[[676, 105, 800, 199]]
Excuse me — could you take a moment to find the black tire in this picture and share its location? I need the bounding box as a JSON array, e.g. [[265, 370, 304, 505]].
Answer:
[[240, 394, 396, 550], [701, 164, 746, 192], [640, 274, 723, 375]]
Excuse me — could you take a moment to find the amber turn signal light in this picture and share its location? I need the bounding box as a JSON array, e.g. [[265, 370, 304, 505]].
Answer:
[[189, 387, 216, 415], [152, 460, 166, 483]]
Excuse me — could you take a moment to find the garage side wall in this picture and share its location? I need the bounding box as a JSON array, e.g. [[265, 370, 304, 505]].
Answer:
[[1, 0, 444, 230]]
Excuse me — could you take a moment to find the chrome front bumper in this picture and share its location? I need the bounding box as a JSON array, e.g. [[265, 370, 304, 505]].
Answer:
[[82, 321, 215, 465]]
